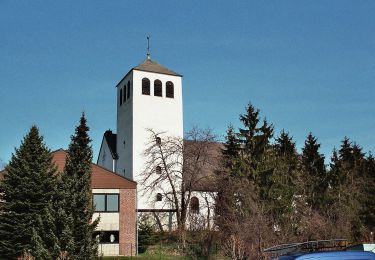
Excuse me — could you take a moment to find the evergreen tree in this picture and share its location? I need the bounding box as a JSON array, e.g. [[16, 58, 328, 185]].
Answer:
[[62, 113, 98, 259], [301, 132, 326, 210], [0, 126, 58, 259], [236, 103, 274, 180]]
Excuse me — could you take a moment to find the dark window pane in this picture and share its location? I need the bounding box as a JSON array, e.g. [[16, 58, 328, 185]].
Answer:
[[166, 81, 174, 98], [142, 78, 150, 95], [190, 196, 199, 213], [156, 137, 161, 145], [156, 166, 161, 174], [154, 80, 162, 97], [93, 194, 105, 212], [127, 81, 131, 99], [156, 193, 162, 201], [106, 194, 119, 212]]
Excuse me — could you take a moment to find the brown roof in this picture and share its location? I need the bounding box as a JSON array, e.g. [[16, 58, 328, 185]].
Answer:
[[52, 149, 136, 189], [133, 58, 181, 77], [116, 58, 182, 88], [184, 141, 223, 192]]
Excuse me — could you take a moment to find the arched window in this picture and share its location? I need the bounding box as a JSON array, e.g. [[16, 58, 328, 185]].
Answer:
[[190, 197, 199, 213], [156, 166, 161, 174], [119, 88, 123, 105], [154, 80, 162, 97], [155, 137, 161, 145], [142, 78, 150, 95], [156, 193, 163, 202], [166, 81, 174, 98], [127, 81, 131, 99], [123, 85, 127, 102]]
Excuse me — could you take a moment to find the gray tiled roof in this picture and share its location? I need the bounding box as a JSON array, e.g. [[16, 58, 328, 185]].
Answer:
[[133, 58, 182, 77]]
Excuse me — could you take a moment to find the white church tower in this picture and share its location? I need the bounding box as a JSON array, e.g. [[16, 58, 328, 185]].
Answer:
[[98, 46, 183, 211]]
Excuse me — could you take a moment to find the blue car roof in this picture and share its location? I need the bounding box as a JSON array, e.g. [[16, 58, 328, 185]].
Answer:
[[278, 250, 375, 259]]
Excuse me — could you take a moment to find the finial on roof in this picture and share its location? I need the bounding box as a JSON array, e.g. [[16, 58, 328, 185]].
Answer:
[[146, 35, 151, 60]]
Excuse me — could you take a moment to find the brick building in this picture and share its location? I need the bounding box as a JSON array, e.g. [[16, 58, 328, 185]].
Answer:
[[0, 149, 137, 257]]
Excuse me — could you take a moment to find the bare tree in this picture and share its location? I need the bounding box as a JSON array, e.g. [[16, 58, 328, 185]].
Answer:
[[140, 127, 218, 244]]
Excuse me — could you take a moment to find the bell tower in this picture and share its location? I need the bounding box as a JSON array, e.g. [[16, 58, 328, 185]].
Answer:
[[115, 51, 183, 209]]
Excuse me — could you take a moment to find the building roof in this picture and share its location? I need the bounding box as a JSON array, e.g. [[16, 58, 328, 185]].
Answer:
[[183, 140, 223, 192], [116, 58, 182, 87], [133, 58, 182, 77], [0, 150, 136, 190], [52, 149, 136, 189], [103, 130, 118, 160]]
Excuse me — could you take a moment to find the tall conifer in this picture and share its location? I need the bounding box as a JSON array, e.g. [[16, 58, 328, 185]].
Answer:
[[301, 132, 326, 210], [0, 126, 58, 258], [62, 113, 98, 259]]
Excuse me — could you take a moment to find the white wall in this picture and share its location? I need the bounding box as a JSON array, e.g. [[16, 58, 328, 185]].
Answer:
[[98, 244, 119, 256], [188, 191, 217, 230], [116, 72, 133, 180], [97, 138, 115, 172], [92, 189, 120, 230], [116, 69, 183, 210]]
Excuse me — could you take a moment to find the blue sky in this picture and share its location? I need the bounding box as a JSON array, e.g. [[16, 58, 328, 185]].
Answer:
[[1, 1, 374, 165]]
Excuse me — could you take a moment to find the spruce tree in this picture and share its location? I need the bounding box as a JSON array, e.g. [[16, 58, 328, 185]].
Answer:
[[0, 126, 58, 259], [301, 132, 326, 210], [62, 113, 98, 259]]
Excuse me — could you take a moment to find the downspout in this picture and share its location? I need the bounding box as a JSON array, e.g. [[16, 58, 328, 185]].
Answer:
[[136, 186, 138, 256]]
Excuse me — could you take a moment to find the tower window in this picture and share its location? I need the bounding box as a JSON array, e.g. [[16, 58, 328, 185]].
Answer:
[[119, 88, 123, 106], [190, 196, 199, 213], [155, 137, 161, 145], [156, 166, 161, 174], [156, 193, 163, 202], [123, 84, 127, 102], [154, 80, 162, 97], [142, 78, 150, 95], [166, 81, 174, 98], [127, 81, 131, 99]]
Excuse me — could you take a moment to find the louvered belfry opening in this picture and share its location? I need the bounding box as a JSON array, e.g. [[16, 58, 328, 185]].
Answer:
[[154, 79, 162, 97], [166, 81, 174, 98], [142, 77, 150, 95]]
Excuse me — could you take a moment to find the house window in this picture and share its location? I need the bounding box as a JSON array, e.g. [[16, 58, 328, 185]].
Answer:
[[190, 196, 199, 213], [94, 231, 119, 244], [156, 166, 161, 174], [127, 81, 131, 99], [166, 81, 174, 98], [119, 88, 123, 106], [156, 193, 163, 201], [93, 194, 119, 212], [142, 78, 150, 95], [154, 80, 162, 97], [156, 137, 161, 145]]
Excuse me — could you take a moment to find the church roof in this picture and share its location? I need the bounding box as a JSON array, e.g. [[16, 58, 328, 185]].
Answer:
[[104, 130, 118, 160], [133, 58, 182, 77], [116, 57, 182, 88]]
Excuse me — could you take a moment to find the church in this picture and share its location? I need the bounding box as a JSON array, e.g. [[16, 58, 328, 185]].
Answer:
[[97, 51, 183, 214], [0, 50, 218, 257], [97, 50, 217, 241]]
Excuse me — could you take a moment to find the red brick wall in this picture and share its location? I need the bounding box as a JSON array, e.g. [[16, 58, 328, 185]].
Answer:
[[119, 189, 137, 256]]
